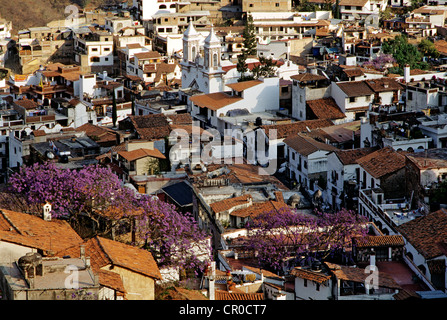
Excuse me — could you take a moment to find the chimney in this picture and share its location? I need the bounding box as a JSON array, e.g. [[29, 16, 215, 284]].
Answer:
[[370, 251, 376, 268], [208, 261, 216, 300], [85, 256, 91, 269], [80, 245, 86, 261], [42, 202, 52, 221], [403, 64, 410, 83]]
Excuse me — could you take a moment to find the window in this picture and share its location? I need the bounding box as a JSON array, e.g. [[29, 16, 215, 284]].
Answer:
[[345, 5, 351, 9], [316, 283, 320, 291], [91, 47, 98, 52], [304, 279, 307, 287], [104, 47, 110, 51], [349, 97, 356, 103], [249, 3, 253, 7], [90, 57, 100, 62], [408, 91, 413, 100], [275, 2, 280, 6], [213, 53, 218, 67]]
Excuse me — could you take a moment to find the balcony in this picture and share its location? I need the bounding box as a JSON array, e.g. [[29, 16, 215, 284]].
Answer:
[[359, 189, 423, 231], [31, 84, 68, 94]]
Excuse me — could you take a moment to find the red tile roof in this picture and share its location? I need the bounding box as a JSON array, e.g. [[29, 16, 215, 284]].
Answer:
[[325, 262, 401, 289], [190, 92, 243, 111], [210, 194, 252, 214], [118, 148, 166, 161], [290, 267, 332, 284], [0, 208, 83, 255], [336, 80, 374, 97], [215, 290, 264, 300], [397, 209, 447, 259], [57, 236, 162, 280], [291, 73, 326, 82], [261, 119, 334, 139], [356, 146, 406, 179], [227, 80, 263, 92], [307, 98, 345, 120], [333, 147, 377, 165], [352, 235, 405, 248], [283, 133, 338, 156], [230, 200, 289, 218]]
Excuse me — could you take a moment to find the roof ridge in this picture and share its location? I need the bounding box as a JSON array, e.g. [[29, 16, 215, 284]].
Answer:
[[0, 209, 23, 235], [94, 236, 114, 266]]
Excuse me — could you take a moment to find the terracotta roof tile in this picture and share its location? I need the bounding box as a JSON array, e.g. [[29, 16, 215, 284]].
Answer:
[[365, 78, 404, 93], [134, 51, 162, 60], [0, 208, 83, 255], [290, 267, 332, 284], [227, 80, 263, 92], [291, 73, 326, 82], [405, 148, 447, 170], [210, 194, 253, 214], [325, 262, 401, 289], [307, 97, 345, 120], [333, 147, 377, 165], [75, 123, 118, 144], [356, 146, 406, 179], [352, 235, 405, 248], [230, 200, 289, 218], [261, 119, 334, 139], [57, 236, 162, 280], [336, 81, 374, 97], [215, 290, 264, 300], [127, 114, 171, 140], [397, 209, 447, 259], [190, 92, 243, 111], [14, 99, 39, 110], [342, 67, 365, 78], [98, 269, 126, 293], [284, 133, 338, 156], [118, 148, 166, 161]]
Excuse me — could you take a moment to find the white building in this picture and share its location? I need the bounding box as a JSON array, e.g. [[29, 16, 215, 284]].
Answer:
[[284, 133, 338, 191], [189, 77, 280, 133], [180, 21, 224, 94], [325, 148, 374, 210], [134, 0, 178, 21]]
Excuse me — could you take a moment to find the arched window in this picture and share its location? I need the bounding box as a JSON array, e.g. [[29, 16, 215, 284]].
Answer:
[[170, 4, 176, 8], [213, 53, 218, 67], [191, 46, 196, 61], [159, 4, 167, 9]]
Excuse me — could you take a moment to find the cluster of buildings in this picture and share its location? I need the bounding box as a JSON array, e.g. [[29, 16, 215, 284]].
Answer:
[[0, 0, 447, 301]]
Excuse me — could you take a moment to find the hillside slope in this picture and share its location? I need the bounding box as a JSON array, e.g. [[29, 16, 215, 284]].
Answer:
[[0, 0, 118, 33]]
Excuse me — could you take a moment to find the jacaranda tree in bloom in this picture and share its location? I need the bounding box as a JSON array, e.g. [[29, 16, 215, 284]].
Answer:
[[245, 207, 368, 273], [6, 162, 211, 273]]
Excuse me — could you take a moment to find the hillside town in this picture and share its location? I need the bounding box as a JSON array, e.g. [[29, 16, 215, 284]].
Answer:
[[0, 0, 447, 303]]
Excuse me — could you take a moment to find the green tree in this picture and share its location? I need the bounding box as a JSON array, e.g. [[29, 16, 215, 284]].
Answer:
[[382, 35, 429, 74], [333, 0, 341, 19], [237, 13, 257, 82], [294, 0, 318, 11], [418, 39, 440, 59], [241, 13, 257, 57], [251, 56, 278, 79]]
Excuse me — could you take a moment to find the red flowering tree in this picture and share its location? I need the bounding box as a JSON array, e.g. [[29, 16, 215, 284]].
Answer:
[[245, 207, 368, 272], [6, 162, 211, 273]]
